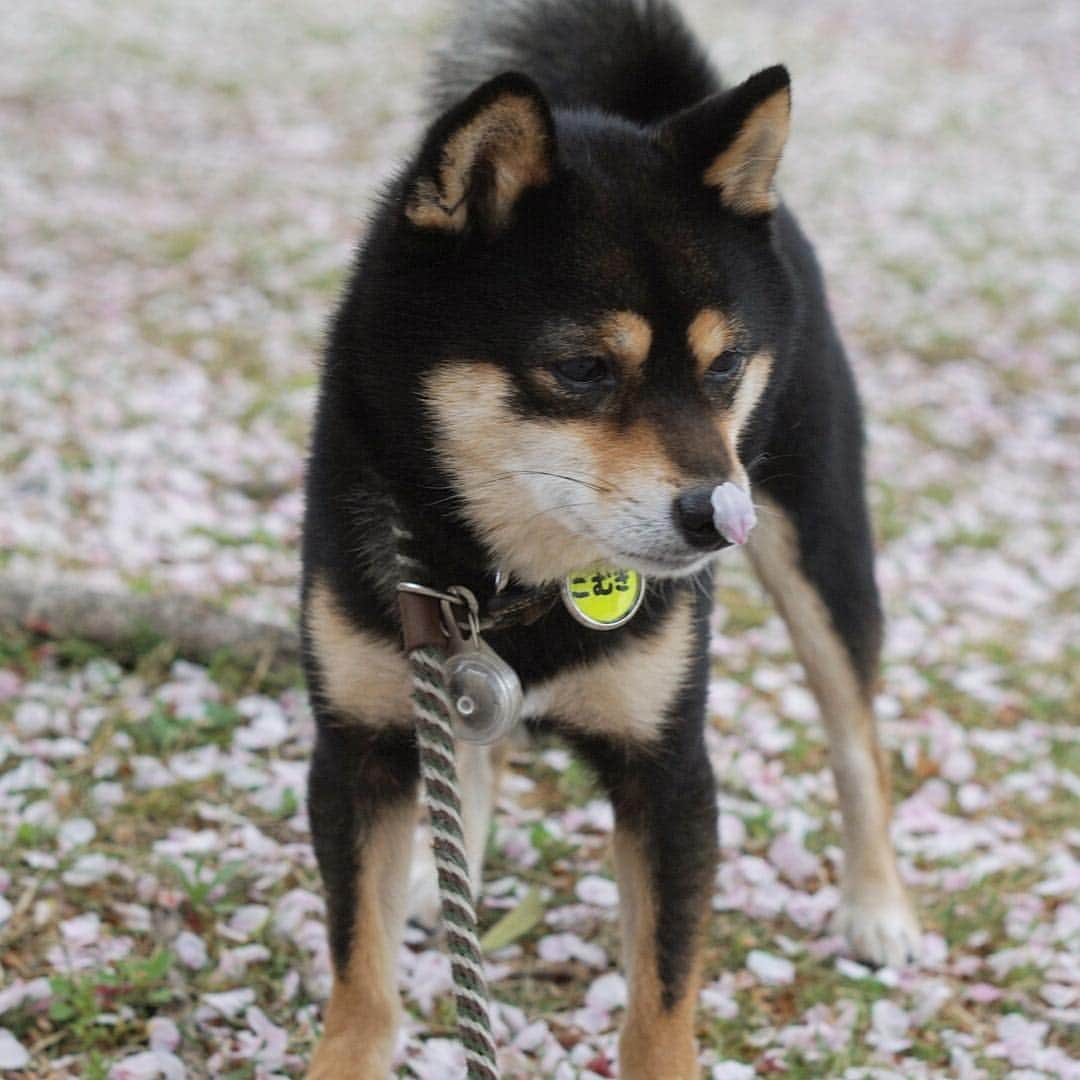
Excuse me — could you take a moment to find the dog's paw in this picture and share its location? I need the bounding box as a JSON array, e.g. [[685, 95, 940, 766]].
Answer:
[[834, 888, 922, 968]]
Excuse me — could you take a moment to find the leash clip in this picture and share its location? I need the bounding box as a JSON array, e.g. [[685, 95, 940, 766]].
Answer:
[[398, 581, 522, 744]]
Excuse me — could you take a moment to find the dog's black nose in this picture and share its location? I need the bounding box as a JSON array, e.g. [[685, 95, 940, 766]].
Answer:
[[674, 484, 729, 549]]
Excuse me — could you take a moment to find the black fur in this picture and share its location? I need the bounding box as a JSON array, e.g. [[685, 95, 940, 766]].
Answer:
[[302, 0, 881, 1024]]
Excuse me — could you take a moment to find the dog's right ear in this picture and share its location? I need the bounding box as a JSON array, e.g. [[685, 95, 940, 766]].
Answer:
[[405, 72, 556, 237]]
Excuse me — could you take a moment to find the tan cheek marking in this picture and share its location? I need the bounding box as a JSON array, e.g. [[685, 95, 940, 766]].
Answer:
[[703, 86, 790, 216], [687, 308, 734, 375], [601, 310, 653, 372], [405, 95, 551, 232], [614, 832, 702, 1080], [728, 348, 774, 440], [533, 592, 694, 744], [746, 497, 899, 898], [715, 348, 774, 482], [423, 363, 515, 474], [424, 364, 605, 582], [307, 577, 412, 726], [308, 801, 415, 1078]]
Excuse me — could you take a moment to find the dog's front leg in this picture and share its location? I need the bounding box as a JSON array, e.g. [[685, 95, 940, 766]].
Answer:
[[307, 723, 418, 1080], [571, 709, 717, 1080]]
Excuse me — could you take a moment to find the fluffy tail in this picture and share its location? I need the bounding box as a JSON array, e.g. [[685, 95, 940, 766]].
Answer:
[[430, 0, 720, 125]]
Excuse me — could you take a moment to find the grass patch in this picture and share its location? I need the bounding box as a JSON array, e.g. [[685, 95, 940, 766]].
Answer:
[[555, 757, 598, 806], [162, 855, 249, 926], [22, 950, 183, 1057], [206, 647, 304, 697]]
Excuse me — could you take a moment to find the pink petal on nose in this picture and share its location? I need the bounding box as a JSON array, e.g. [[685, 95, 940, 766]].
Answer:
[[710, 482, 757, 546]]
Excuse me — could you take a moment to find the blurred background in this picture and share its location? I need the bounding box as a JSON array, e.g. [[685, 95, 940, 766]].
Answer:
[[1, 1, 1077, 1076]]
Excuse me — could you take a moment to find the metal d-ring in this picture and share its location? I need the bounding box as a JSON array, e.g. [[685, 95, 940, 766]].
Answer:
[[397, 581, 460, 606], [398, 582, 481, 636], [398, 580, 480, 643]]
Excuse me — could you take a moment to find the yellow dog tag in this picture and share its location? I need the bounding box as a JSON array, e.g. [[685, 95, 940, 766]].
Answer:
[[561, 566, 645, 630]]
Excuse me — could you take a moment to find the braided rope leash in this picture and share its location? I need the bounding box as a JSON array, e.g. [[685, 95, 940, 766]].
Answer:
[[409, 643, 500, 1080]]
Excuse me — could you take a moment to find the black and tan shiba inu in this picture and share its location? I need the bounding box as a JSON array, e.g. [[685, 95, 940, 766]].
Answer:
[[300, 0, 920, 1074]]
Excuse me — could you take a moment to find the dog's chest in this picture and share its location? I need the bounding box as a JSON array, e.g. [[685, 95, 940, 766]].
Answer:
[[518, 591, 695, 744]]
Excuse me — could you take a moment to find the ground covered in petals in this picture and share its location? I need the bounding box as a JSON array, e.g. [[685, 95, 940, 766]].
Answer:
[[2, 1, 1078, 1077]]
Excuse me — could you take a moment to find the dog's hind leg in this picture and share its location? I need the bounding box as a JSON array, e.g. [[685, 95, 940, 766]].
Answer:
[[306, 723, 418, 1079], [747, 491, 920, 967]]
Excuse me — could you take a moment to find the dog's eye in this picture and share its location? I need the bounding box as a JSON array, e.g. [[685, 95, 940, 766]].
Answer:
[[705, 350, 743, 384], [552, 356, 613, 390]]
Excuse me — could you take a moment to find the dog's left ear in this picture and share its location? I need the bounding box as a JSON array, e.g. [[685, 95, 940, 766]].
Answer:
[[660, 65, 791, 217], [406, 72, 556, 236]]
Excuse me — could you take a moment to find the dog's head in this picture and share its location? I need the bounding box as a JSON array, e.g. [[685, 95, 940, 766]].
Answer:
[[364, 67, 795, 584]]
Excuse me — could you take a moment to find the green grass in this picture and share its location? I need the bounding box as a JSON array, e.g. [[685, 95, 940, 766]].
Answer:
[[40, 951, 180, 1056]]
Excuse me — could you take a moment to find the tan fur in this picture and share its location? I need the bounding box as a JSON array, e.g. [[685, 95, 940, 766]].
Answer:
[[686, 308, 735, 375], [307, 576, 412, 725], [425, 364, 609, 582], [716, 348, 774, 473], [614, 832, 702, 1079], [600, 310, 653, 372], [704, 86, 790, 215], [746, 498, 902, 899], [525, 592, 694, 744], [406, 93, 551, 232], [307, 800, 416, 1079], [727, 349, 773, 445], [586, 415, 671, 488]]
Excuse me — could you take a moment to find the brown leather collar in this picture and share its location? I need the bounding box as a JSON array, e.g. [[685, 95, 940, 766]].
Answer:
[[398, 580, 560, 653], [398, 589, 448, 653]]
